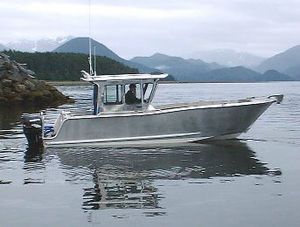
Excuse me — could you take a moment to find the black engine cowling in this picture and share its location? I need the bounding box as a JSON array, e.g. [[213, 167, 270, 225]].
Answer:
[[21, 115, 43, 147]]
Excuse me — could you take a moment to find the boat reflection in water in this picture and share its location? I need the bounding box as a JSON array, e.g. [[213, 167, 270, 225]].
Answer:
[[24, 144, 44, 163], [46, 141, 270, 211]]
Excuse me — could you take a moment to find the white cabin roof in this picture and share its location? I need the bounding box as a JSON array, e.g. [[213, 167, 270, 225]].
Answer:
[[81, 71, 168, 82]]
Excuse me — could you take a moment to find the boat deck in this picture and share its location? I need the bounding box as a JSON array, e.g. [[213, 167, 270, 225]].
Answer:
[[59, 96, 270, 119], [156, 98, 253, 110]]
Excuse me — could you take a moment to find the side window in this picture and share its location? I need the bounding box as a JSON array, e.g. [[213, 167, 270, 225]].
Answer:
[[143, 83, 154, 102], [125, 83, 141, 104], [104, 85, 122, 104]]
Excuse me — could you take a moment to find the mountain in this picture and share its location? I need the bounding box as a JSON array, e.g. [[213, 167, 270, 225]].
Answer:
[[131, 53, 223, 81], [131, 53, 291, 82], [189, 49, 265, 68], [256, 45, 300, 80], [284, 65, 300, 80], [197, 66, 262, 82], [191, 67, 291, 82], [5, 36, 73, 52], [53, 37, 154, 73], [54, 37, 121, 61], [261, 70, 292, 81], [0, 43, 7, 51]]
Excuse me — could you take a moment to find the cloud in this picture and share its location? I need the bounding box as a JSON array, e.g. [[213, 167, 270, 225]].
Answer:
[[1, 0, 300, 58]]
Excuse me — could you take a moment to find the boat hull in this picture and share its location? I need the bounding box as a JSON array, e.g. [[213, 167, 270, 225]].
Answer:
[[44, 99, 274, 147]]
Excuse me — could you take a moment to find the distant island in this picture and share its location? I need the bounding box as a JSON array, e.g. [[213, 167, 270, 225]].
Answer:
[[2, 50, 138, 81]]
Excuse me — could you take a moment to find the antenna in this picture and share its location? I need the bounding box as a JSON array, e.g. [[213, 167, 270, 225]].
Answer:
[[88, 0, 93, 75], [94, 46, 97, 75]]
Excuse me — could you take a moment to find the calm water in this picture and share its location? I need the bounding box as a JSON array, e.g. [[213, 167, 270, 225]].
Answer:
[[0, 82, 300, 227]]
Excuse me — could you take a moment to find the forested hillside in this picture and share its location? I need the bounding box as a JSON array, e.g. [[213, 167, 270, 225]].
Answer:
[[2, 50, 138, 81]]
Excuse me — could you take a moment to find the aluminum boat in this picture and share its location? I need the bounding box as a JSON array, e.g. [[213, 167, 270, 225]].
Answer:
[[22, 71, 283, 147]]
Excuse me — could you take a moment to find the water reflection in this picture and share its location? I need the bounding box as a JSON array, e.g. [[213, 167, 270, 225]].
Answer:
[[0, 106, 41, 135], [24, 145, 44, 163], [22, 145, 46, 185], [50, 141, 269, 211], [82, 170, 160, 210]]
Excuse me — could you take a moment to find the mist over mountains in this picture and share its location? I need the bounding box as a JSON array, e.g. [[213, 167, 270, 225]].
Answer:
[[0, 43, 7, 51], [4, 36, 73, 52], [132, 53, 223, 81], [189, 49, 265, 68]]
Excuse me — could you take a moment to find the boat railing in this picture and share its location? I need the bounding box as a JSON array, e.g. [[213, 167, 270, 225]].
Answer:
[[157, 100, 225, 110], [52, 111, 71, 136], [156, 98, 257, 110]]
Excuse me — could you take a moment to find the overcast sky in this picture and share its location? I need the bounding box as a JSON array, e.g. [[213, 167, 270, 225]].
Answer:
[[1, 0, 300, 59]]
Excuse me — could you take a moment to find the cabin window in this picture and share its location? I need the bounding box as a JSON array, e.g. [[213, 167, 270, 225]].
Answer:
[[143, 83, 154, 102], [104, 85, 123, 105]]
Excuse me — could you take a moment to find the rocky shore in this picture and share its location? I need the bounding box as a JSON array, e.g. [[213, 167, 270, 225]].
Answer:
[[0, 53, 74, 108]]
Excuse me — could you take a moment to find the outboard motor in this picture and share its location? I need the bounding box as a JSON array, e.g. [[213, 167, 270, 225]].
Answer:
[[21, 114, 43, 148]]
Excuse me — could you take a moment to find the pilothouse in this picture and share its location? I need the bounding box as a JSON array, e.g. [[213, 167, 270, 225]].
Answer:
[[85, 73, 166, 114]]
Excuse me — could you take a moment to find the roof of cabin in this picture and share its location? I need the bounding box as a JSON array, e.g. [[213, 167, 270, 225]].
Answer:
[[81, 72, 168, 82]]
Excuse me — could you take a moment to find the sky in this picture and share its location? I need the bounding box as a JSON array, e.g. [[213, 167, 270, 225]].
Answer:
[[1, 0, 300, 59]]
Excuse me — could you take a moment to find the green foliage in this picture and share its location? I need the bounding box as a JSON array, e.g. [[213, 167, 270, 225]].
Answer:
[[3, 50, 138, 81]]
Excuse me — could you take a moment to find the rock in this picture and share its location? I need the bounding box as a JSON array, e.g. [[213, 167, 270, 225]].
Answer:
[[23, 80, 36, 90], [2, 87, 11, 94], [1, 79, 12, 87], [4, 90, 16, 99], [11, 96, 24, 102], [0, 70, 6, 79], [14, 84, 27, 93], [7, 71, 24, 82], [0, 53, 10, 62], [18, 66, 35, 77], [0, 53, 74, 108], [0, 96, 8, 103], [2, 61, 13, 70]]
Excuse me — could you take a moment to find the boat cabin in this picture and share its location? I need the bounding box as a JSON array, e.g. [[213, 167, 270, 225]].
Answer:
[[81, 72, 168, 114]]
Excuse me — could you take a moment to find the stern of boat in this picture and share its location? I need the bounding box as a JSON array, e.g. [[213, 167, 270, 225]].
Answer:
[[22, 113, 44, 148]]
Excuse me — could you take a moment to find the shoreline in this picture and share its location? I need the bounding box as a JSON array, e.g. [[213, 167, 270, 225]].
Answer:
[[46, 80, 299, 86], [47, 81, 90, 86]]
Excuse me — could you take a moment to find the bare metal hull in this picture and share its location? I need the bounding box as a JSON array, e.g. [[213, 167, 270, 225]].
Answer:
[[43, 96, 280, 147]]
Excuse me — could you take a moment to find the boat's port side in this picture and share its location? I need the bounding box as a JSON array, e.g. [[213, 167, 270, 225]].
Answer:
[[44, 98, 273, 147]]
